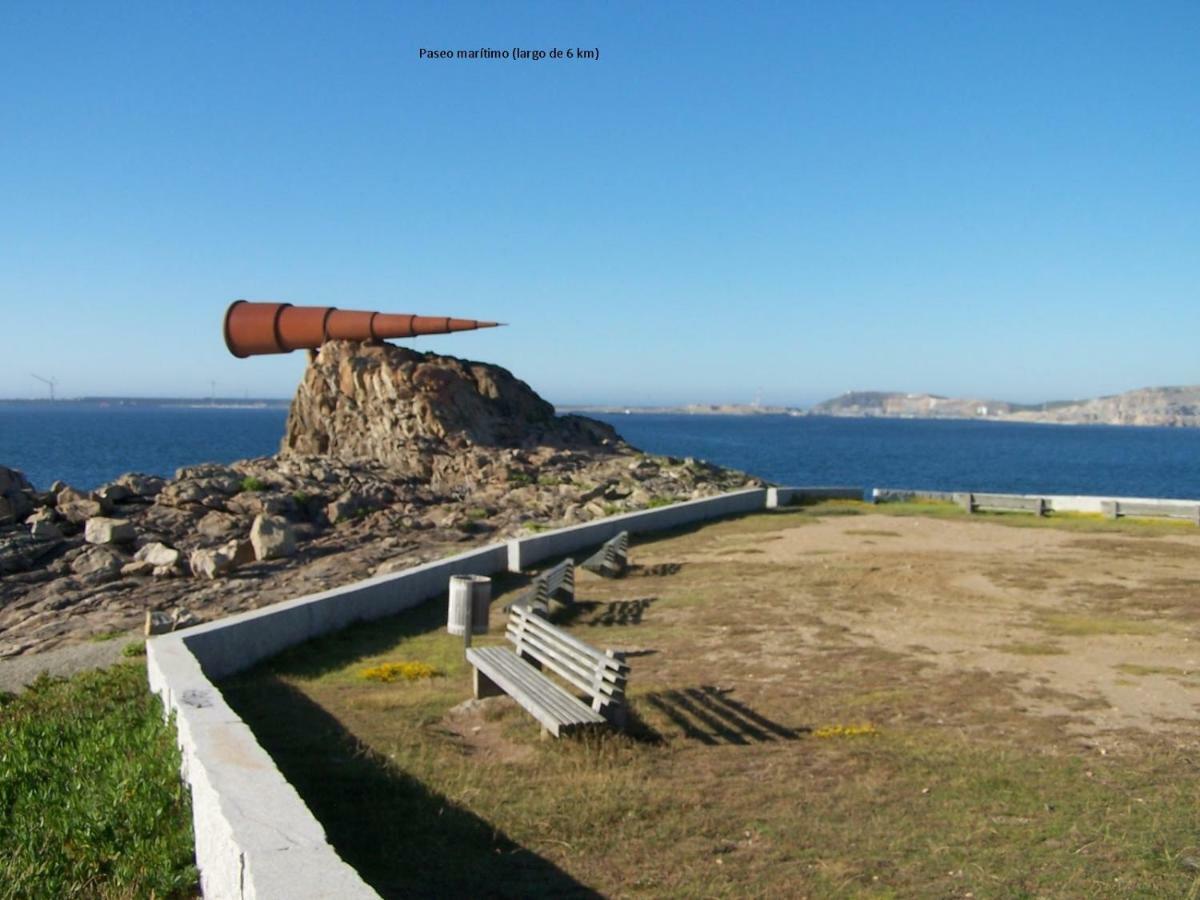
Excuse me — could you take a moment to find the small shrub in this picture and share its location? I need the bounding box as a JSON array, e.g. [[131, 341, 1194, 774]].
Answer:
[[646, 496, 674, 509], [240, 475, 268, 492], [123, 641, 147, 658], [292, 490, 311, 505], [524, 522, 548, 533], [603, 503, 621, 516], [465, 507, 489, 521], [536, 475, 562, 487], [507, 471, 532, 486], [360, 661, 442, 683]]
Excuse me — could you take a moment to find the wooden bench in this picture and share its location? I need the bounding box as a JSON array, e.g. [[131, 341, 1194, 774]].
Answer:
[[581, 530, 629, 578], [466, 606, 630, 737], [958, 492, 1047, 516], [503, 557, 574, 615], [1101, 500, 1200, 525]]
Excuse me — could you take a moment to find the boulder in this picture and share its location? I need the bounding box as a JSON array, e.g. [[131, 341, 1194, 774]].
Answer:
[[326, 492, 365, 524], [121, 560, 156, 577], [196, 510, 240, 540], [29, 520, 63, 541], [96, 483, 133, 505], [134, 542, 181, 568], [116, 472, 165, 499], [57, 487, 111, 524], [84, 517, 136, 545], [279, 341, 626, 483], [189, 544, 237, 580], [250, 514, 296, 560], [0, 465, 36, 525], [71, 546, 123, 579]]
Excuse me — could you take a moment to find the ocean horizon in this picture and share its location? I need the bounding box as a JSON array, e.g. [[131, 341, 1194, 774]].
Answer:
[[4, 403, 1200, 501]]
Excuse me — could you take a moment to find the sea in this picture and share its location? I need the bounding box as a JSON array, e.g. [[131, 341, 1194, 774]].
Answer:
[[3, 403, 1200, 500]]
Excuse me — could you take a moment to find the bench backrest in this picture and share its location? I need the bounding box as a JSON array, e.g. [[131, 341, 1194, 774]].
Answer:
[[1104, 500, 1200, 523], [539, 557, 574, 600], [506, 606, 628, 711]]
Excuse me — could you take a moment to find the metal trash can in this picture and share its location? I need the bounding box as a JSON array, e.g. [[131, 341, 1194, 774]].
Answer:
[[447, 574, 491, 641]]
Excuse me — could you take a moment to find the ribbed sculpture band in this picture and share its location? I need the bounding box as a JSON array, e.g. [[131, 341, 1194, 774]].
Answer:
[[223, 300, 502, 357]]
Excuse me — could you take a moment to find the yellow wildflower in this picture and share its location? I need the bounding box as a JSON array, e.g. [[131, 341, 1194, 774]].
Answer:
[[359, 661, 441, 683]]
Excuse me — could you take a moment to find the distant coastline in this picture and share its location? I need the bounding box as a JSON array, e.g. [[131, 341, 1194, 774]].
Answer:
[[564, 384, 1200, 428], [0, 397, 291, 410]]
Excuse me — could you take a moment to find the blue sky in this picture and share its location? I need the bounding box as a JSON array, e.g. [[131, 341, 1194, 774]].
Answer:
[[1, 1, 1196, 406]]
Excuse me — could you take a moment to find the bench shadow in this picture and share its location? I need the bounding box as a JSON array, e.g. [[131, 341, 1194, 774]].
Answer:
[[550, 597, 657, 628], [628, 562, 683, 578], [639, 686, 809, 746], [221, 675, 601, 899]]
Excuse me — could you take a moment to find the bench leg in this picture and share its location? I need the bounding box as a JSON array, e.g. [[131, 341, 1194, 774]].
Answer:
[[473, 667, 503, 699]]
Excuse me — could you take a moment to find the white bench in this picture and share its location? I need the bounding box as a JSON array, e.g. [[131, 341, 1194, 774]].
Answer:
[[581, 530, 629, 578], [503, 557, 574, 616], [958, 492, 1047, 516], [466, 606, 629, 737], [1101, 500, 1200, 525]]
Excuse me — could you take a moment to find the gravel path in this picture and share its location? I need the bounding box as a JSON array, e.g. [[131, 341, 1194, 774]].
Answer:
[[0, 632, 143, 694]]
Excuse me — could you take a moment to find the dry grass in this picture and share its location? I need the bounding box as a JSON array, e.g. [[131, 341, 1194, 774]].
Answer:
[[223, 503, 1200, 898]]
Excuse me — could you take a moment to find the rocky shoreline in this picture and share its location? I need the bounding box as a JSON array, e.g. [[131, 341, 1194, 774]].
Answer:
[[0, 340, 762, 663]]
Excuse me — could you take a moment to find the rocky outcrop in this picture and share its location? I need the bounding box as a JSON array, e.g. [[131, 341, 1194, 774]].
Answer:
[[0, 343, 763, 660], [281, 341, 624, 484]]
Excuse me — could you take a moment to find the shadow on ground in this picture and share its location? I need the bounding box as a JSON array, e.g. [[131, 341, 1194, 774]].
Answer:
[[222, 675, 601, 899], [255, 572, 530, 679], [551, 597, 657, 627], [641, 686, 809, 746]]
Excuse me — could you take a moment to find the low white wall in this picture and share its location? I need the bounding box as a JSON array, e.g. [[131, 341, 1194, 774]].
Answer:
[[767, 486, 863, 507], [148, 541, 510, 899], [149, 489, 781, 898], [506, 488, 767, 571], [181, 542, 509, 681], [872, 487, 1200, 515]]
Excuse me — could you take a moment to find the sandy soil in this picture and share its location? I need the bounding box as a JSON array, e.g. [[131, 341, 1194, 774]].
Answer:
[[632, 511, 1200, 741]]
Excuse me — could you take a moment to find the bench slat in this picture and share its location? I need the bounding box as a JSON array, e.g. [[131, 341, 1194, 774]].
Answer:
[[506, 624, 626, 700], [487, 656, 597, 725], [511, 607, 629, 671], [467, 646, 604, 735], [474, 647, 601, 723]]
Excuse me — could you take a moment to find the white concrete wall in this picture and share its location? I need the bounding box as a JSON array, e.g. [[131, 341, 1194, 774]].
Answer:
[[767, 486, 863, 508], [872, 487, 1200, 515], [506, 488, 767, 571], [149, 489, 781, 898]]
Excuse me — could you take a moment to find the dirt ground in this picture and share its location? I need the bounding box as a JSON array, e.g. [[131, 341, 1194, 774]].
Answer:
[[225, 504, 1200, 898]]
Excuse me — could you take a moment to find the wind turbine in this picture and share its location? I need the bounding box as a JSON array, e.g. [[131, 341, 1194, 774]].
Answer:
[[31, 373, 58, 401]]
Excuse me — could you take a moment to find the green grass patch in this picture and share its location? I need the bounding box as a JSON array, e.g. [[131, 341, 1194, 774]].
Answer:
[[645, 496, 674, 509], [1038, 613, 1162, 637], [0, 663, 196, 897], [240, 475, 268, 492], [87, 629, 126, 643], [122, 640, 147, 658], [1114, 663, 1189, 677], [994, 641, 1068, 656]]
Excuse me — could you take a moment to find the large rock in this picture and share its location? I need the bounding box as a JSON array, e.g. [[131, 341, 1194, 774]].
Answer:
[[135, 541, 180, 568], [71, 546, 123, 580], [250, 514, 296, 560], [56, 487, 111, 524], [184, 540, 243, 580], [84, 517, 136, 545], [0, 466, 36, 525], [280, 341, 624, 484]]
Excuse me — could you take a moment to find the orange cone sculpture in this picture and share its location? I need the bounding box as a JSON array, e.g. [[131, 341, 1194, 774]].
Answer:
[[223, 300, 502, 357]]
